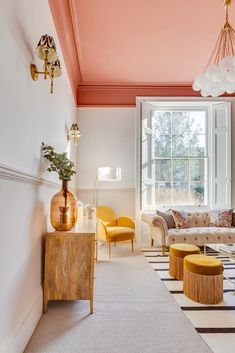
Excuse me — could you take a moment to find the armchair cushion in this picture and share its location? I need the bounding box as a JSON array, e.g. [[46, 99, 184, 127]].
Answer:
[[106, 226, 135, 242]]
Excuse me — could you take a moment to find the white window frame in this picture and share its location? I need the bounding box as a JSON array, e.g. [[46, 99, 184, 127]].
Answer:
[[136, 98, 231, 214]]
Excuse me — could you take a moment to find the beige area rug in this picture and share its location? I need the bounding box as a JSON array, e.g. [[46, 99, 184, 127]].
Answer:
[[24, 244, 212, 353]]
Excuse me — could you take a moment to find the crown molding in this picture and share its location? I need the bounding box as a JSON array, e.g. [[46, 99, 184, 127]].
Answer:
[[0, 163, 59, 188], [77, 84, 203, 107], [49, 0, 81, 105]]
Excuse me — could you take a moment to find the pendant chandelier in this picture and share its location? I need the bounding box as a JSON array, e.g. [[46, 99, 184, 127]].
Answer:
[[193, 0, 235, 97]]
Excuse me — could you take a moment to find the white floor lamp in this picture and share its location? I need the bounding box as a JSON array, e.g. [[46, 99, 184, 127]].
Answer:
[[93, 166, 121, 206]]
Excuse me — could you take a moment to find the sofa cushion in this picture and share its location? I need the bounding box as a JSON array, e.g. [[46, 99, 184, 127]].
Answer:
[[167, 227, 235, 246], [209, 209, 233, 227], [171, 210, 189, 228], [156, 209, 175, 229], [171, 210, 210, 228]]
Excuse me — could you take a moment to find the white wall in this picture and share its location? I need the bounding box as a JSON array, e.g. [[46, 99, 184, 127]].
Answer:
[[0, 1, 76, 352], [77, 108, 136, 218], [77, 101, 235, 244]]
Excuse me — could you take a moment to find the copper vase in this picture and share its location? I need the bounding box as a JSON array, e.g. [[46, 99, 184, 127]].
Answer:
[[50, 180, 77, 231]]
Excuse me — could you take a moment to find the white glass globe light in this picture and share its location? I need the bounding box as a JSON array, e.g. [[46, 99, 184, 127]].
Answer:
[[231, 56, 235, 67], [211, 67, 227, 83], [219, 56, 233, 70], [200, 88, 210, 97], [193, 73, 206, 90], [227, 67, 235, 82], [210, 85, 225, 97], [205, 65, 218, 78], [203, 78, 215, 92], [192, 81, 201, 91], [224, 81, 235, 94]]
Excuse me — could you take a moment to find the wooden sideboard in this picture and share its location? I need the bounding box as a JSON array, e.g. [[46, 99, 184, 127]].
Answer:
[[43, 219, 96, 314]]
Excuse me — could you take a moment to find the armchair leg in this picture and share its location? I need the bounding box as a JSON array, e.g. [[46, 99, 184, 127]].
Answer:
[[131, 238, 134, 252], [162, 246, 166, 256], [108, 241, 111, 258], [151, 238, 154, 247]]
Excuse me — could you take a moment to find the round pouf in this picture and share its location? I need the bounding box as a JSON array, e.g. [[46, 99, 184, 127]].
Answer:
[[183, 254, 223, 304], [169, 244, 200, 280]]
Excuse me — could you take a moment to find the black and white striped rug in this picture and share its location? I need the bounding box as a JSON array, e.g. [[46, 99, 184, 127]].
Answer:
[[142, 246, 235, 353]]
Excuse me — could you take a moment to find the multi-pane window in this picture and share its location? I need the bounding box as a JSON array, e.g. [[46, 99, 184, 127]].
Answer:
[[154, 110, 208, 206], [140, 100, 231, 213]]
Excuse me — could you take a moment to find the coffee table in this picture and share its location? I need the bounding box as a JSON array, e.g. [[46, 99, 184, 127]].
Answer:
[[204, 243, 235, 293]]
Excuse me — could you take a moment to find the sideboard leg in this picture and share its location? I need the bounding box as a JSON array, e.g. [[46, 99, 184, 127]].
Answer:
[[43, 295, 48, 314], [90, 299, 93, 314]]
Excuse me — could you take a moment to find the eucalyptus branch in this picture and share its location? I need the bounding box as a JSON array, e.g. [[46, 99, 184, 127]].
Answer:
[[42, 143, 76, 181]]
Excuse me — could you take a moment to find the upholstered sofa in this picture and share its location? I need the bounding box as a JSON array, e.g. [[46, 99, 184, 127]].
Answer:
[[142, 210, 235, 255]]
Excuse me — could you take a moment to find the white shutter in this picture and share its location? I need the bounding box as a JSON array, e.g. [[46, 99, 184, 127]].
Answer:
[[211, 102, 231, 209], [141, 102, 155, 210]]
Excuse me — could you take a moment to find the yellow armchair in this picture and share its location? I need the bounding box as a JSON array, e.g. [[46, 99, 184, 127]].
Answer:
[[96, 206, 135, 257]]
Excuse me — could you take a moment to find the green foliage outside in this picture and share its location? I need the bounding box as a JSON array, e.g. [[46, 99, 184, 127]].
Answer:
[[153, 110, 206, 204], [42, 143, 76, 181]]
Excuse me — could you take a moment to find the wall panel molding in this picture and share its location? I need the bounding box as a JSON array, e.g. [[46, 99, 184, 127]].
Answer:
[[0, 163, 59, 188], [77, 187, 135, 192]]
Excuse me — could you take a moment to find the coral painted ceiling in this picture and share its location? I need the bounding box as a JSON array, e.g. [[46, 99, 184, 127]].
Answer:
[[49, 0, 235, 106]]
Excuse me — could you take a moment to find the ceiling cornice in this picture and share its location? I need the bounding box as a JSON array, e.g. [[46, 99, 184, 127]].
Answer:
[[49, 0, 82, 104], [77, 84, 202, 107]]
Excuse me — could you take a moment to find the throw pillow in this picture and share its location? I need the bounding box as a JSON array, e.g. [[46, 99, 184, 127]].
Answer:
[[209, 209, 233, 227], [156, 209, 175, 229], [171, 210, 189, 229]]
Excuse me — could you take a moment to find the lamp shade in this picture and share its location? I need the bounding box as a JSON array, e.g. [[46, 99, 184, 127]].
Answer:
[[98, 167, 121, 181], [36, 34, 57, 63]]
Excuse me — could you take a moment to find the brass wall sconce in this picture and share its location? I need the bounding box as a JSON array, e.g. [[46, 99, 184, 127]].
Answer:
[[66, 123, 81, 146], [30, 34, 62, 94]]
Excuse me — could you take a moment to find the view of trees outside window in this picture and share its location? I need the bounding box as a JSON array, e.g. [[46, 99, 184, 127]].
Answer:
[[154, 110, 207, 206]]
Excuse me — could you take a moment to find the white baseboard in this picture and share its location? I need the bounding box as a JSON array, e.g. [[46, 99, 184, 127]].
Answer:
[[0, 288, 43, 353]]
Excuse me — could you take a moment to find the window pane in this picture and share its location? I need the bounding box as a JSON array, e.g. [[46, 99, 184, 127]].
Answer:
[[189, 135, 206, 156], [173, 182, 189, 204], [190, 159, 206, 181], [154, 111, 171, 135], [155, 159, 171, 181], [172, 112, 189, 135], [189, 183, 206, 206], [188, 111, 206, 134], [173, 159, 189, 181], [155, 135, 171, 157], [142, 106, 208, 208], [172, 135, 188, 157], [155, 182, 172, 205]]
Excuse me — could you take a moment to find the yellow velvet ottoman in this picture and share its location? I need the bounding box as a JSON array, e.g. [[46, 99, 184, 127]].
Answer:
[[183, 254, 223, 304], [169, 244, 200, 280]]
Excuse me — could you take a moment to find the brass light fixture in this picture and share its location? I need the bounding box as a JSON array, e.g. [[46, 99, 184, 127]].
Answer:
[[66, 124, 81, 146], [193, 0, 235, 97], [30, 34, 62, 94]]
